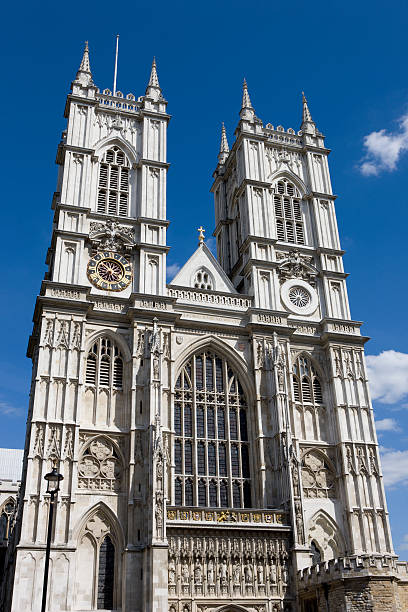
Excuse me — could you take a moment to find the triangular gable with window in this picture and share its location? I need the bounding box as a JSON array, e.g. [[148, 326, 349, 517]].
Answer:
[[168, 243, 237, 294]]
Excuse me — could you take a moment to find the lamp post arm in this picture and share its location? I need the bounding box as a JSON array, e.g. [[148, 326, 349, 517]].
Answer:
[[41, 492, 55, 612]]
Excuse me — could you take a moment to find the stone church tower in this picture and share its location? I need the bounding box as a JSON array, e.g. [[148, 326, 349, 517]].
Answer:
[[1, 43, 407, 612]]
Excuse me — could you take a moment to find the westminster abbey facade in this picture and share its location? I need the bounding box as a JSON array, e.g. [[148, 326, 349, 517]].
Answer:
[[1, 43, 407, 612]]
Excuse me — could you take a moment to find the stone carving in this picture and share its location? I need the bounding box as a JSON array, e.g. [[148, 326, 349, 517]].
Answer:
[[43, 319, 54, 347], [33, 424, 45, 457], [71, 322, 82, 350], [63, 427, 74, 460], [85, 512, 110, 542], [301, 450, 336, 498], [78, 437, 122, 491], [276, 248, 317, 284], [47, 426, 61, 460], [194, 562, 202, 584], [136, 330, 145, 358], [89, 220, 134, 254], [295, 500, 305, 544], [167, 533, 291, 599], [56, 321, 70, 349], [245, 563, 253, 583]]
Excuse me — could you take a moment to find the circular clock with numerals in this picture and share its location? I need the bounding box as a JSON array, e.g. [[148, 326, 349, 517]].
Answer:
[[87, 251, 132, 292]]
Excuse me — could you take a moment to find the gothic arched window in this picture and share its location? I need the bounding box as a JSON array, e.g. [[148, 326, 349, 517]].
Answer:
[[97, 146, 130, 217], [85, 337, 124, 389], [97, 535, 115, 609], [292, 354, 328, 441], [274, 179, 305, 245], [174, 351, 251, 508], [0, 499, 16, 543]]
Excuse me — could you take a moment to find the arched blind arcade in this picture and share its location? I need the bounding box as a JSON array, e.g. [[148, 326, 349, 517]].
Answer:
[[85, 337, 124, 389], [274, 179, 305, 245], [174, 351, 251, 508], [97, 147, 130, 217]]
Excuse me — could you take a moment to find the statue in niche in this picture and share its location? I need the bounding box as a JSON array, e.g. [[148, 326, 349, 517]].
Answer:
[[257, 563, 264, 584], [194, 562, 202, 584], [182, 562, 189, 584], [244, 564, 253, 583], [270, 562, 277, 584], [207, 559, 214, 583], [168, 558, 176, 584], [220, 559, 228, 584]]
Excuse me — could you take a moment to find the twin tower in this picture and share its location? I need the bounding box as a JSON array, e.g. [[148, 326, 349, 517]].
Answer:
[[2, 42, 407, 612]]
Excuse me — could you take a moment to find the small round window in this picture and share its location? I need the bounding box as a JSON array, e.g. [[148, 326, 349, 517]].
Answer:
[[289, 286, 311, 308]]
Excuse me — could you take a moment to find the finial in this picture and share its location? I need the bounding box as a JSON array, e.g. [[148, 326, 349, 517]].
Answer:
[[218, 123, 230, 165], [75, 40, 93, 87], [197, 226, 205, 245], [148, 57, 160, 89]]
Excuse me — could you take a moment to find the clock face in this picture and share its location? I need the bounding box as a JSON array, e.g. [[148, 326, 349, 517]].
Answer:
[[87, 251, 132, 292]]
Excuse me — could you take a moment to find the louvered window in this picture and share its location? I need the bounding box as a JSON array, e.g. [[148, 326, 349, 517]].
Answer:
[[313, 378, 323, 403], [172, 351, 251, 508], [292, 355, 326, 438], [274, 180, 305, 244], [97, 147, 130, 217], [85, 337, 124, 390], [86, 349, 97, 384]]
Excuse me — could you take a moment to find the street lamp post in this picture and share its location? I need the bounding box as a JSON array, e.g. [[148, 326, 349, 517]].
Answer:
[[41, 466, 63, 612]]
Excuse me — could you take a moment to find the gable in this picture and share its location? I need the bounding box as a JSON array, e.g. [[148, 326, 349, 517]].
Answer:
[[168, 243, 237, 294]]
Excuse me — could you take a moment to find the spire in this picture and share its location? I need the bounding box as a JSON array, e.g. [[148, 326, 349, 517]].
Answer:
[[218, 123, 230, 165], [301, 91, 316, 134], [145, 57, 162, 101], [242, 78, 253, 110], [75, 41, 93, 87], [240, 78, 255, 120], [148, 57, 160, 88]]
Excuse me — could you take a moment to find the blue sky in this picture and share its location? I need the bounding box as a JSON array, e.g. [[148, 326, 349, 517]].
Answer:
[[1, 0, 408, 556]]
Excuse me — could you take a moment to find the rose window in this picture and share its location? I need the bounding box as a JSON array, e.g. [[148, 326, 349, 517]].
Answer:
[[289, 286, 310, 308]]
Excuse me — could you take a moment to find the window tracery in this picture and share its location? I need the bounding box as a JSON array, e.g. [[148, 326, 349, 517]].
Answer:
[[301, 450, 336, 498], [78, 437, 122, 491], [174, 351, 251, 508], [274, 179, 305, 245], [85, 337, 124, 389], [97, 146, 130, 217]]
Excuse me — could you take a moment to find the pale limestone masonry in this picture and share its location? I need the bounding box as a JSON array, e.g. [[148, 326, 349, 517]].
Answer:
[[0, 42, 406, 612]]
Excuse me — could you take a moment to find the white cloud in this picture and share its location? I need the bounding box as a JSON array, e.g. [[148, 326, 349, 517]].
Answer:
[[375, 418, 401, 432], [359, 114, 408, 175], [366, 350, 408, 405], [166, 263, 180, 280], [0, 401, 21, 416], [205, 237, 216, 255], [379, 447, 408, 487], [399, 534, 408, 551]]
